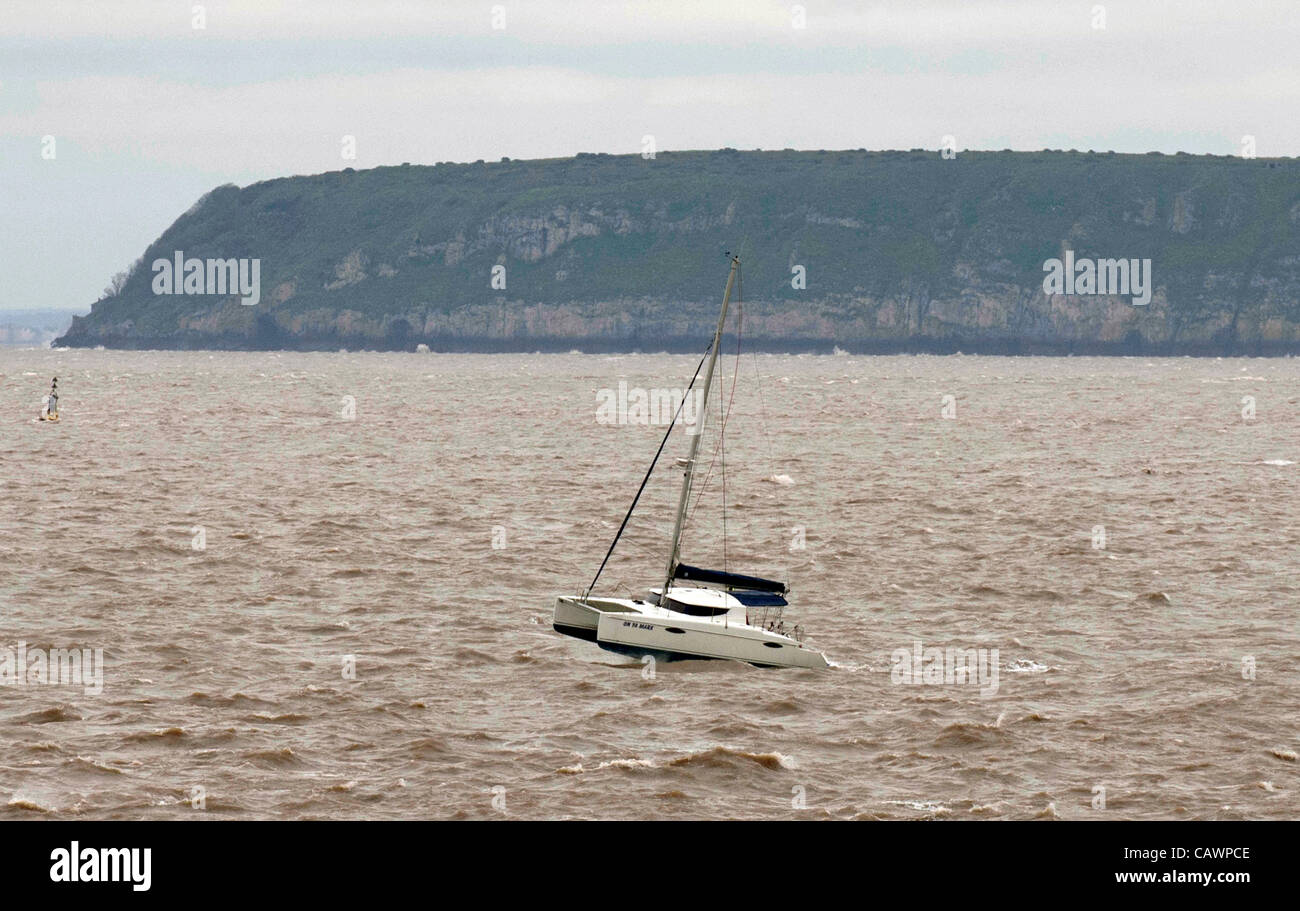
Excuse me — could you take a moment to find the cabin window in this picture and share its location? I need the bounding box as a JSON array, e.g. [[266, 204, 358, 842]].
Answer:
[[666, 599, 728, 617]]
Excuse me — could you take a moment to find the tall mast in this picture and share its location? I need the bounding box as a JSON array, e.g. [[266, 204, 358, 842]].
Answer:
[[660, 255, 739, 604]]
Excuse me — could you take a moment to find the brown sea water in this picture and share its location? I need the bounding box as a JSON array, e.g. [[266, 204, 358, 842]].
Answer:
[[0, 348, 1297, 820]]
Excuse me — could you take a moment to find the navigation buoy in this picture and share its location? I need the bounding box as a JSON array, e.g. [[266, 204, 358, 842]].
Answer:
[[38, 377, 60, 422]]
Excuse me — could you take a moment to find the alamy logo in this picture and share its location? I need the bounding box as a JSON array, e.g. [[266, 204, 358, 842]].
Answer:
[[596, 382, 704, 435], [50, 842, 151, 891], [0, 641, 103, 695], [152, 250, 261, 305], [891, 639, 1000, 696], [1043, 251, 1152, 306]]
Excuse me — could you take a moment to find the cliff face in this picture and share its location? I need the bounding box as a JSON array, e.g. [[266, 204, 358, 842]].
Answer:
[[57, 149, 1300, 354]]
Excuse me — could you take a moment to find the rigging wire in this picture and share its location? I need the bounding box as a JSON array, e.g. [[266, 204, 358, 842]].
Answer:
[[584, 346, 710, 598], [679, 259, 791, 571], [720, 265, 745, 569], [724, 249, 793, 560], [683, 263, 746, 566], [585, 250, 796, 600], [749, 338, 795, 558], [719, 351, 727, 570]]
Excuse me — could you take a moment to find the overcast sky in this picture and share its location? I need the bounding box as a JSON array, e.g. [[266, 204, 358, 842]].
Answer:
[[1, 0, 1296, 312]]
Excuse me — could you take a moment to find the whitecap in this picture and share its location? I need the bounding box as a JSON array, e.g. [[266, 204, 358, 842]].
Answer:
[[1007, 659, 1052, 673]]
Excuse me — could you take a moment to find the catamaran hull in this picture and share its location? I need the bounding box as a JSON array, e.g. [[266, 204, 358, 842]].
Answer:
[[552, 596, 828, 669], [595, 612, 827, 669], [553, 596, 602, 643]]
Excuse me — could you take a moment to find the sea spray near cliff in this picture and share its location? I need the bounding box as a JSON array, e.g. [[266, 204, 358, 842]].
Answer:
[[57, 149, 1300, 354]]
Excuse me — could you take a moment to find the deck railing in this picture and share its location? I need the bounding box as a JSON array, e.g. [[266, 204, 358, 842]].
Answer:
[[745, 605, 806, 643]]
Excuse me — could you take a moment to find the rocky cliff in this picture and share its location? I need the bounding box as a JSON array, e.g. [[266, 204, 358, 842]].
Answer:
[[57, 149, 1300, 354]]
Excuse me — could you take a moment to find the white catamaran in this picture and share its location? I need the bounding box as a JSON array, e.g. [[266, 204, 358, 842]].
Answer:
[[552, 256, 829, 669]]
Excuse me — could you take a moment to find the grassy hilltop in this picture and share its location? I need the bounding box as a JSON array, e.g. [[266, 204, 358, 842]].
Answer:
[[57, 148, 1300, 354]]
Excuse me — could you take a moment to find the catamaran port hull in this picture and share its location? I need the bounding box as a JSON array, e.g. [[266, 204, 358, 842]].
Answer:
[[552, 595, 637, 643]]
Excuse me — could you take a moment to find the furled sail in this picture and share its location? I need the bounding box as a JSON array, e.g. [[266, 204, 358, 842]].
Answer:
[[672, 562, 787, 595]]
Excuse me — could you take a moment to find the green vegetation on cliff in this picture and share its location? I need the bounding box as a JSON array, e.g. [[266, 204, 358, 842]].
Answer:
[[58, 148, 1300, 354]]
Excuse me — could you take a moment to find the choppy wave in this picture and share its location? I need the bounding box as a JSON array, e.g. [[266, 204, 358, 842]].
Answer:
[[1, 349, 1296, 819]]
